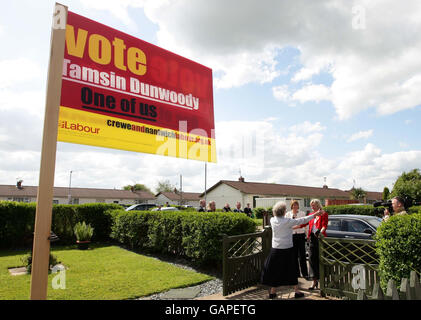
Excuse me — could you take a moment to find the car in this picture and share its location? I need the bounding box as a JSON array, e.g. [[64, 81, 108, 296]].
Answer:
[[125, 203, 157, 211], [151, 206, 178, 211], [324, 214, 382, 264], [326, 214, 382, 240]]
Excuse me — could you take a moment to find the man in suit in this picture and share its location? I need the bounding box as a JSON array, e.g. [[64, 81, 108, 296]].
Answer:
[[244, 203, 253, 217], [198, 199, 206, 212], [233, 202, 243, 213]]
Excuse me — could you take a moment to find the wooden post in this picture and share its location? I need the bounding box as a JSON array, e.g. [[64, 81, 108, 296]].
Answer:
[[372, 282, 384, 300], [30, 3, 67, 300], [318, 235, 325, 297], [222, 234, 228, 296], [400, 278, 412, 300], [409, 271, 421, 300], [386, 279, 400, 300]]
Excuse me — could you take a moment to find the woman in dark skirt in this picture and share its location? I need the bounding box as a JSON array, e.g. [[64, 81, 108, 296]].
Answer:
[[260, 201, 322, 299]]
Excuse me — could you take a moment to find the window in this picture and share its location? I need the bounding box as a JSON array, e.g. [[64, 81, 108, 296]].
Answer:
[[343, 220, 369, 233], [72, 198, 79, 204], [304, 198, 311, 207], [53, 200, 59, 204], [328, 219, 341, 231], [13, 197, 30, 203]]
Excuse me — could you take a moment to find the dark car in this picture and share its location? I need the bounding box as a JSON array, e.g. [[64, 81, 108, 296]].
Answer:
[[125, 203, 157, 211], [326, 214, 382, 239]]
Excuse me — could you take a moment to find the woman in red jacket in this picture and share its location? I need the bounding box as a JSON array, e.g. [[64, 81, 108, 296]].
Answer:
[[305, 199, 328, 290]]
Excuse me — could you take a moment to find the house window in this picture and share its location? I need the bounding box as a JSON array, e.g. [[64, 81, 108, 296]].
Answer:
[[304, 198, 311, 207], [13, 197, 30, 203], [96, 199, 105, 203], [113, 201, 119, 204], [72, 198, 79, 204], [53, 200, 59, 204]]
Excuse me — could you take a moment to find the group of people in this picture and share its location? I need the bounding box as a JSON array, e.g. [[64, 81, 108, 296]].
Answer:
[[197, 200, 254, 217], [260, 199, 328, 299]]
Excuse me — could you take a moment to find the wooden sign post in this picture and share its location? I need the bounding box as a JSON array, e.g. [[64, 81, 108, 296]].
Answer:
[[30, 3, 67, 300]]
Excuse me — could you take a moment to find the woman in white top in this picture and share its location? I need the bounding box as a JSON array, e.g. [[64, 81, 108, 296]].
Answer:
[[260, 201, 321, 299], [286, 200, 309, 286]]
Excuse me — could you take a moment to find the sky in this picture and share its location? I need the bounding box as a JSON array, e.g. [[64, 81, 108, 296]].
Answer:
[[0, 0, 420, 195]]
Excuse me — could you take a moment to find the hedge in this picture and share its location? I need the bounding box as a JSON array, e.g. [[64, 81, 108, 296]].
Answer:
[[374, 213, 421, 290], [324, 205, 385, 217], [110, 209, 257, 265], [0, 201, 121, 248]]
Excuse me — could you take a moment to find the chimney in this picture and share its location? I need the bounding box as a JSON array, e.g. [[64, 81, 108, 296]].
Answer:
[[239, 176, 245, 183], [16, 180, 23, 190]]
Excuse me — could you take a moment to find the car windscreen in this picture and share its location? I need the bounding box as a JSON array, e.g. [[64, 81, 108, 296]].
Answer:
[[365, 217, 382, 229]]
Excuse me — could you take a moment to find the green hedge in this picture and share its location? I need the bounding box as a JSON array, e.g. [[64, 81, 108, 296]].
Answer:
[[0, 201, 121, 248], [324, 205, 385, 217], [374, 213, 421, 290], [110, 210, 257, 265], [0, 202, 36, 248]]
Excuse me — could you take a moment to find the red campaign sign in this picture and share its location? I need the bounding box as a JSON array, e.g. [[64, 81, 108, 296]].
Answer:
[[60, 11, 215, 138]]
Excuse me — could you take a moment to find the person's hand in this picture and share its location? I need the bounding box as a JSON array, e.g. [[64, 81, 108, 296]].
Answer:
[[314, 209, 323, 217]]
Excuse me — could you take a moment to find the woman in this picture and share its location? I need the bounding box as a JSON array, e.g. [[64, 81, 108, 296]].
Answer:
[[286, 200, 309, 286], [305, 199, 328, 290], [260, 201, 321, 299], [207, 201, 216, 212]]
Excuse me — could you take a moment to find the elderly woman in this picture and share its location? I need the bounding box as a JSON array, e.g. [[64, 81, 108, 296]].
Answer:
[[260, 201, 322, 299], [304, 199, 328, 290]]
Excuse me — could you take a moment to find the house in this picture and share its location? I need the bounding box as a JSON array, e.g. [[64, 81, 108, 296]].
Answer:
[[155, 191, 201, 207], [0, 183, 156, 205], [200, 177, 369, 213], [342, 189, 383, 204]]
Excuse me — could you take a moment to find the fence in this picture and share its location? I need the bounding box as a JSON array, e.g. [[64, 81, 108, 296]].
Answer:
[[319, 236, 380, 299], [357, 271, 421, 300], [319, 236, 421, 300], [221, 227, 271, 296]]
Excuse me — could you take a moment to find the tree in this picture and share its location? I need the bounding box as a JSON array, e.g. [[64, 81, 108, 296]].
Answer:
[[390, 168, 421, 203], [123, 183, 152, 193], [155, 179, 174, 194], [382, 187, 390, 201], [350, 187, 367, 203]]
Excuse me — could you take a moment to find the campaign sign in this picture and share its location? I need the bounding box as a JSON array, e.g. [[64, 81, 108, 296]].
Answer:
[[58, 11, 216, 162]]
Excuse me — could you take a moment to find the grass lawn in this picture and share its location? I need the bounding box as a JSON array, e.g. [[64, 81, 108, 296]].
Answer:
[[0, 244, 213, 300]]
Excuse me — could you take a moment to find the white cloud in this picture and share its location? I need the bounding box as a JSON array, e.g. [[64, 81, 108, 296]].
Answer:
[[272, 85, 290, 102], [0, 58, 43, 89], [291, 84, 332, 103], [128, 0, 421, 118], [346, 129, 373, 143]]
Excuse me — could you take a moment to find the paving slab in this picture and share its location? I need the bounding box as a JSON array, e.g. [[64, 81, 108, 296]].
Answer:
[[8, 267, 27, 276], [160, 286, 202, 299]]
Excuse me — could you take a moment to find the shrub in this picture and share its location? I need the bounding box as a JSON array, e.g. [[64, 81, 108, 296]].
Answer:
[[253, 207, 266, 219], [408, 205, 421, 214], [374, 213, 421, 290], [111, 209, 257, 266], [324, 204, 384, 217], [22, 252, 60, 274], [0, 201, 121, 248], [74, 221, 94, 241], [0, 201, 36, 248]]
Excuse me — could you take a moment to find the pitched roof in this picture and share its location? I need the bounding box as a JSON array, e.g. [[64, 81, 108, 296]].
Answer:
[[0, 185, 155, 200], [201, 180, 353, 198], [156, 191, 201, 201]]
